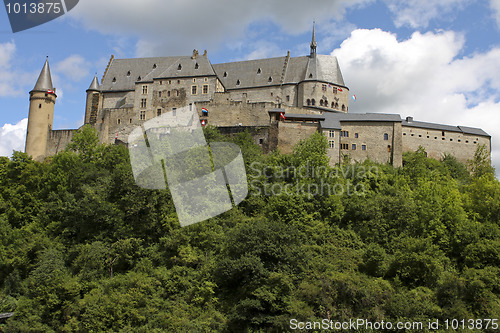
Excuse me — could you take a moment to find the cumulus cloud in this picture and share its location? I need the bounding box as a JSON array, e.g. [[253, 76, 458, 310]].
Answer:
[[332, 28, 500, 171], [54, 55, 90, 82], [0, 118, 27, 157], [490, 0, 500, 27], [383, 0, 471, 28], [69, 0, 369, 57]]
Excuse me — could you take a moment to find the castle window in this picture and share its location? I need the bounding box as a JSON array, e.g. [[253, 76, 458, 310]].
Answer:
[[257, 68, 261, 74], [341, 131, 349, 137], [387, 145, 391, 152], [193, 78, 196, 83], [203, 85, 209, 94], [466, 140, 469, 143], [450, 138, 453, 141], [442, 138, 445, 140], [335, 102, 339, 108], [307, 99, 311, 106], [157, 108, 162, 116], [362, 145, 366, 150], [419, 135, 422, 137], [322, 84, 327, 91], [473, 141, 477, 144], [403, 133, 406, 135], [427, 136, 430, 138], [341, 143, 349, 150], [178, 64, 182, 70], [320, 100, 324, 106], [140, 111, 146, 120], [458, 139, 461, 142], [159, 91, 162, 97], [411, 134, 414, 136], [112, 77, 116, 83], [172, 108, 177, 116], [137, 76, 141, 81], [153, 64, 157, 69], [329, 130, 335, 138], [309, 73, 313, 78], [168, 80, 171, 84], [268, 76, 272, 82], [384, 133, 389, 140], [223, 72, 227, 77], [236, 79, 240, 86], [140, 98, 147, 108], [311, 99, 316, 106], [355, 133, 358, 138], [129, 119, 132, 124], [329, 141, 334, 148], [352, 144, 357, 150], [38, 104, 42, 109], [442, 131, 445, 136], [142, 85, 148, 94], [435, 137, 438, 139], [127, 71, 131, 76], [286, 95, 290, 102], [117, 119, 121, 125], [159, 81, 163, 85], [204, 77, 208, 82], [324, 99, 328, 106], [191, 86, 197, 95], [176, 90, 180, 96], [333, 87, 337, 94], [341, 104, 346, 111], [167, 91, 171, 97], [195, 63, 199, 69]]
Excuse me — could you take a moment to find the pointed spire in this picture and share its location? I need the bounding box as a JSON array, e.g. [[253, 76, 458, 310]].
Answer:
[[32, 57, 54, 92], [87, 74, 100, 91], [310, 22, 317, 57]]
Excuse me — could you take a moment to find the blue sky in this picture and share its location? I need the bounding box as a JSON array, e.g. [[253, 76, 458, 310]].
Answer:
[[1, 0, 500, 171]]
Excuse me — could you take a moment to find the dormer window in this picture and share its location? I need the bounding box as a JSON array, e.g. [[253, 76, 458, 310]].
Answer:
[[112, 77, 116, 83], [223, 72, 227, 77], [178, 64, 182, 70], [126, 71, 131, 76], [268, 76, 272, 82], [236, 79, 240, 86], [153, 64, 157, 69], [137, 76, 141, 81], [309, 73, 313, 78], [257, 68, 261, 74], [195, 63, 199, 69]]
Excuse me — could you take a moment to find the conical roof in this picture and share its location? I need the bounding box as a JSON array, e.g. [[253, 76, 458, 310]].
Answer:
[[87, 74, 100, 91], [32, 58, 53, 92]]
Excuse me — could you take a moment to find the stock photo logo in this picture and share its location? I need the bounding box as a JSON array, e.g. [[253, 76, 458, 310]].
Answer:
[[4, 0, 79, 32], [128, 105, 248, 227]]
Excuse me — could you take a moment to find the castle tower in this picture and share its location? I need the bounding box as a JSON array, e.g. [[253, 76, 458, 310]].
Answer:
[[85, 74, 100, 125], [310, 22, 317, 57], [25, 58, 56, 161]]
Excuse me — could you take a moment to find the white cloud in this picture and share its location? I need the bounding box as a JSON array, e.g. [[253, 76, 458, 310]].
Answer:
[[490, 0, 500, 27], [69, 0, 370, 57], [332, 28, 500, 171], [383, 0, 471, 28], [0, 41, 34, 97], [54, 55, 90, 82], [0, 118, 27, 157]]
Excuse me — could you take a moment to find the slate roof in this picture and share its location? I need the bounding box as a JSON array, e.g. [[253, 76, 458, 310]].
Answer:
[[321, 112, 402, 129], [100, 55, 216, 92], [32, 59, 53, 92], [213, 54, 346, 90], [402, 119, 490, 137], [87, 75, 100, 91]]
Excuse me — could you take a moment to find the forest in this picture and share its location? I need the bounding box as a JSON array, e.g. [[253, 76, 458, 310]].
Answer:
[[0, 125, 499, 332]]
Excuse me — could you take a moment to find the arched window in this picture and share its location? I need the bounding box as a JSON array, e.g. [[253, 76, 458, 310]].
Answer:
[[268, 76, 272, 82], [307, 99, 311, 106], [341, 104, 345, 111], [223, 72, 227, 77], [195, 63, 199, 69], [311, 99, 316, 106], [320, 100, 324, 106], [126, 71, 131, 76], [324, 99, 328, 106], [384, 133, 389, 140], [178, 64, 182, 70], [153, 64, 157, 69], [112, 77, 116, 83], [257, 68, 261, 74], [335, 102, 339, 108], [309, 73, 313, 78], [331, 102, 335, 108], [236, 79, 240, 86], [387, 145, 391, 152]]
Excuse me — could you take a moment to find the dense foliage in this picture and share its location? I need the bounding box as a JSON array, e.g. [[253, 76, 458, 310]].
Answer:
[[0, 126, 499, 332]]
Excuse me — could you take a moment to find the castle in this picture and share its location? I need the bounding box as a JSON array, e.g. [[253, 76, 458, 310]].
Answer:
[[25, 27, 491, 167]]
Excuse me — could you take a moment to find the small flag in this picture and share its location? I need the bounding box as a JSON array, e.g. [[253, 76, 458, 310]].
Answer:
[[47, 89, 54, 94], [202, 107, 208, 114], [115, 133, 118, 140], [280, 112, 286, 120], [352, 95, 357, 101], [338, 87, 343, 92], [201, 119, 206, 126]]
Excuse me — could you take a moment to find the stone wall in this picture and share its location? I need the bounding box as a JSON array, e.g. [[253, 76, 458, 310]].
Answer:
[[402, 126, 491, 164], [298, 81, 349, 112], [46, 129, 76, 156], [277, 120, 319, 154]]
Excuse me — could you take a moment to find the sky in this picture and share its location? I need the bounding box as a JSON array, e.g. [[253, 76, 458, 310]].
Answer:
[[0, 0, 499, 173]]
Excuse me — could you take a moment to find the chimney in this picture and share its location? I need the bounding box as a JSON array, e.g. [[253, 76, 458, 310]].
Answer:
[[406, 116, 413, 122]]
